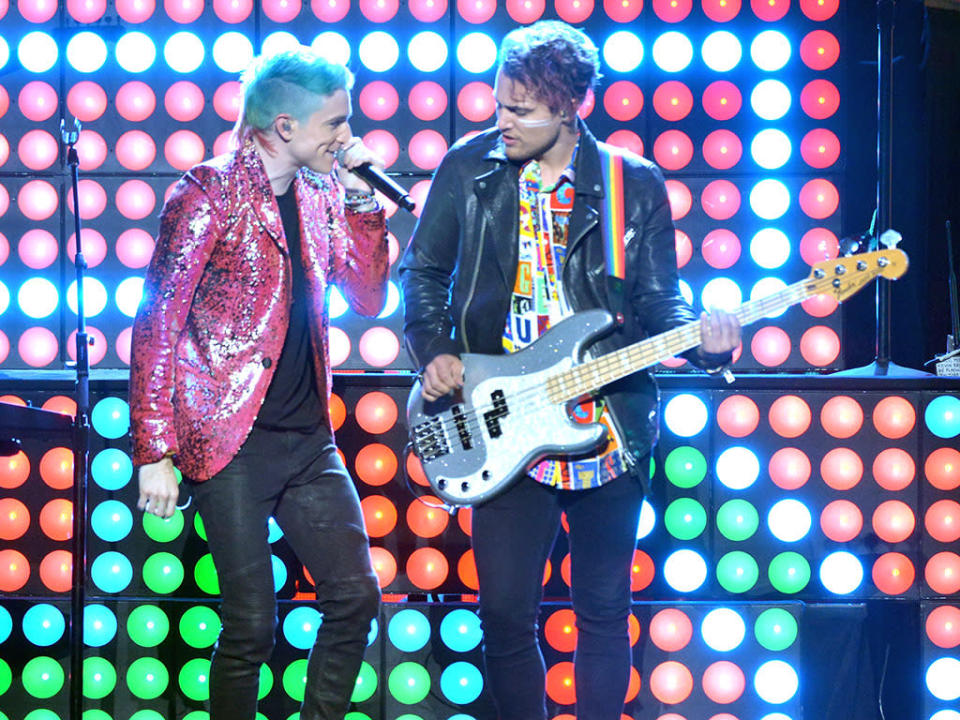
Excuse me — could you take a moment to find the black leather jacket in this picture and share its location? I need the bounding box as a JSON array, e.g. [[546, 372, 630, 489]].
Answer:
[[399, 122, 705, 469]]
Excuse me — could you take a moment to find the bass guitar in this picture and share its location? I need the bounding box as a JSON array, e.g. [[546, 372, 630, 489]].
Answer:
[[407, 249, 908, 506]]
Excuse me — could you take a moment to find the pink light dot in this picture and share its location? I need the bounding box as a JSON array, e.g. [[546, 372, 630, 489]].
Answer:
[[17, 129, 58, 171], [408, 129, 447, 170], [359, 81, 400, 121], [0, 186, 9, 216], [674, 230, 692, 268], [115, 327, 133, 365], [702, 0, 741, 21], [0, 86, 7, 118], [820, 499, 863, 542], [164, 0, 204, 22], [606, 129, 643, 157], [212, 0, 252, 21], [18, 82, 58, 123], [362, 129, 399, 169], [603, 81, 643, 122], [801, 293, 838, 317], [262, 0, 301, 21], [67, 228, 108, 268], [310, 0, 348, 21], [164, 130, 205, 171], [68, 179, 107, 220], [164, 81, 205, 122], [116, 130, 157, 171], [116, 179, 157, 220], [0, 232, 8, 264], [18, 0, 58, 22], [359, 327, 400, 367], [799, 178, 839, 219], [213, 81, 242, 122], [800, 227, 839, 266], [409, 179, 431, 217], [67, 82, 108, 122], [653, 130, 693, 171], [702, 81, 742, 121], [408, 81, 448, 121], [800, 0, 838, 20], [387, 232, 400, 266], [68, 326, 107, 365], [653, 81, 693, 121], [18, 229, 58, 269], [577, 88, 595, 118], [358, 0, 398, 20], [75, 130, 108, 171], [116, 81, 157, 122], [67, 0, 107, 21], [328, 326, 351, 366], [116, 0, 156, 21], [664, 180, 692, 221], [555, 0, 594, 23], [702, 129, 743, 170], [18, 180, 59, 221], [799, 325, 840, 366], [752, 326, 791, 368], [409, 0, 447, 21], [18, 327, 59, 368], [701, 180, 741, 221], [603, 0, 641, 22], [751, 0, 788, 21], [769, 447, 811, 489], [701, 228, 741, 269], [457, 82, 495, 123], [506, 0, 544, 22], [456, 0, 495, 23], [652, 0, 692, 21], [801, 79, 840, 120], [701, 661, 745, 704], [213, 131, 234, 156], [116, 228, 155, 268], [0, 331, 9, 364]]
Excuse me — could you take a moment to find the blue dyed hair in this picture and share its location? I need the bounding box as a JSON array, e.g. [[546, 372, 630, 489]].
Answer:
[[237, 48, 353, 133]]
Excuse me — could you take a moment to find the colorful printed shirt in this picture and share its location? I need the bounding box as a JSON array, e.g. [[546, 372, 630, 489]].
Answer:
[[502, 149, 629, 490]]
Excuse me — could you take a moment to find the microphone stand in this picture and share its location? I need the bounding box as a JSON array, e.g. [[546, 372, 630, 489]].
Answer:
[[61, 117, 91, 720]]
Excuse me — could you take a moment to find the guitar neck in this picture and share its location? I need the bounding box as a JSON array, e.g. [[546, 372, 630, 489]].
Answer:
[[546, 275, 819, 403]]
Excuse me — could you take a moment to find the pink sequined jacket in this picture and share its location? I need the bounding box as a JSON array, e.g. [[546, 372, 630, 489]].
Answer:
[[130, 136, 388, 481]]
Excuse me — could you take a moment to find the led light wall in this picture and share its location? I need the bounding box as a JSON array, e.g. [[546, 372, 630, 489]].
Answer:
[[1, 0, 844, 371]]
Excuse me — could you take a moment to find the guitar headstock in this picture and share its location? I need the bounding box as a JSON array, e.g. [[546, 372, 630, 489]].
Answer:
[[808, 249, 909, 302]]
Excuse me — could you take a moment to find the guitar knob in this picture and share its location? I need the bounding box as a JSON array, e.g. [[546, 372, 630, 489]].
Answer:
[[461, 481, 470, 493], [482, 470, 491, 481], [438, 478, 447, 490]]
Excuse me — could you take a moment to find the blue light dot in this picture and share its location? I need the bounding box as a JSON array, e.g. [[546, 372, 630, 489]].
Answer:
[[751, 128, 792, 169], [91, 448, 134, 491], [439, 609, 482, 652], [282, 607, 323, 650], [663, 394, 708, 437], [116, 32, 156, 73], [23, 605, 66, 647], [359, 32, 400, 72], [18, 278, 59, 319], [750, 228, 791, 269], [456, 33, 497, 74], [271, 555, 287, 593], [439, 662, 483, 704], [67, 32, 108, 73], [388, 609, 431, 652], [90, 551, 134, 593], [924, 395, 960, 438], [91, 500, 134, 542], [164, 32, 205, 73], [116, 277, 145, 318], [652, 31, 693, 73], [261, 32, 300, 57], [84, 605, 118, 647], [408, 31, 448, 73], [750, 179, 791, 220], [311, 32, 351, 66], [67, 278, 108, 317], [702, 31, 742, 72], [18, 32, 59, 73], [91, 397, 130, 439], [213, 32, 254, 73], [751, 79, 792, 121], [603, 31, 644, 73]]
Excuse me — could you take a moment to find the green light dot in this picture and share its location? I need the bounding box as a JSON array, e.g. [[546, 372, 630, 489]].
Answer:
[[258, 663, 273, 700], [194, 553, 220, 595], [768, 552, 811, 594], [23, 711, 61, 720], [179, 605, 221, 648], [82, 710, 112, 720], [182, 713, 209, 720], [178, 658, 210, 702], [282, 658, 309, 702], [142, 552, 185, 594], [194, 512, 207, 541], [0, 658, 11, 694], [82, 657, 117, 699], [396, 715, 425, 720], [345, 714, 373, 720], [716, 551, 760, 593], [350, 661, 378, 703], [663, 497, 707, 540], [127, 606, 170, 647], [755, 607, 798, 651], [21, 656, 65, 699], [126, 657, 169, 699], [664, 446, 707, 488], [716, 499, 760, 541], [387, 662, 431, 704], [143, 508, 185, 543], [128, 711, 165, 720]]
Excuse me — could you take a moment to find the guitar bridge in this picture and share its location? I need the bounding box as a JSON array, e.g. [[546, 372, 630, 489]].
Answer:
[[411, 416, 450, 461]]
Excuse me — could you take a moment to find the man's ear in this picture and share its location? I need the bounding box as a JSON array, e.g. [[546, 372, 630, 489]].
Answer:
[[275, 115, 294, 140]]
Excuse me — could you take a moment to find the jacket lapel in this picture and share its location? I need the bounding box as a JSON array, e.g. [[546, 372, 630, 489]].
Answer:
[[566, 124, 604, 262], [238, 136, 288, 255], [476, 143, 520, 293]]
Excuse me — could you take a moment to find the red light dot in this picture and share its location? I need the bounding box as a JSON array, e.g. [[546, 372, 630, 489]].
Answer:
[[820, 499, 863, 542], [631, 549, 655, 592], [116, 0, 156, 21], [675, 229, 692, 268], [872, 396, 916, 438], [702, 0, 741, 22], [67, 81, 108, 122], [0, 498, 30, 541], [506, 0, 544, 22], [800, 128, 841, 169], [926, 447, 960, 490], [652, 0, 691, 21], [800, 0, 837, 20], [872, 500, 916, 543], [650, 661, 693, 704], [872, 447, 915, 491], [926, 552, 960, 595], [75, 130, 108, 171], [457, 0, 496, 22], [752, 326, 792, 368], [602, 0, 641, 20], [702, 81, 742, 121], [750, 0, 786, 20], [116, 130, 158, 171], [408, 81, 448, 122], [801, 79, 840, 119], [354, 391, 398, 434], [821, 447, 864, 490], [769, 447, 811, 490], [800, 29, 840, 70], [701, 661, 745, 704], [116, 179, 157, 221], [555, 0, 594, 23], [406, 546, 448, 590], [18, 228, 59, 270], [649, 608, 693, 651], [652, 81, 693, 121], [800, 227, 839, 265], [577, 88, 595, 119], [457, 82, 495, 123], [116, 81, 157, 122], [457, 548, 478, 589], [664, 180, 691, 221], [0, 451, 29, 489], [328, 393, 345, 430], [39, 498, 74, 541], [925, 500, 960, 543], [0, 549, 30, 591], [606, 129, 644, 157], [213, 82, 242, 122], [820, 396, 864, 439], [164, 130, 205, 172], [702, 129, 743, 170], [544, 608, 578, 652], [43, 396, 77, 419], [355, 443, 398, 486], [406, 496, 450, 538], [799, 325, 840, 366], [39, 447, 75, 489], [603, 81, 643, 122], [19, 81, 58, 122], [457, 506, 472, 535], [801, 293, 838, 317], [39, 549, 73, 592], [19, 327, 59, 368], [716, 395, 759, 437], [768, 395, 811, 438], [926, 605, 960, 648], [799, 178, 839, 219], [360, 495, 397, 537], [369, 546, 397, 587], [405, 451, 429, 488], [68, 327, 107, 366], [0, 87, 7, 118], [545, 661, 576, 705]]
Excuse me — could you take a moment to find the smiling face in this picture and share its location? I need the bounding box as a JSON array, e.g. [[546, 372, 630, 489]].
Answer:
[[283, 88, 352, 174], [494, 70, 570, 165]]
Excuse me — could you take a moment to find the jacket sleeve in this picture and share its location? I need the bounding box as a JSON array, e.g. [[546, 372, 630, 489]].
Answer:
[[397, 152, 464, 370], [627, 163, 730, 371], [129, 174, 222, 466], [330, 180, 389, 318]]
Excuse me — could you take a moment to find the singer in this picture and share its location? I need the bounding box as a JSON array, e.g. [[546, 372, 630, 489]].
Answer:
[[129, 48, 386, 720]]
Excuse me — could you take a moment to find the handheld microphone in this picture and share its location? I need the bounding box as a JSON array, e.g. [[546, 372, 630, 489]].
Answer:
[[336, 150, 416, 213]]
